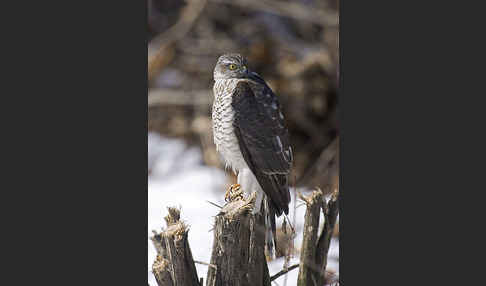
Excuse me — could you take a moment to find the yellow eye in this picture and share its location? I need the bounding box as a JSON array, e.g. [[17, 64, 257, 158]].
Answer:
[[229, 64, 237, 70]]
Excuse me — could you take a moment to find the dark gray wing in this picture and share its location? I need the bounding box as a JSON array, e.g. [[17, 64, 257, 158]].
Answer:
[[231, 80, 292, 215]]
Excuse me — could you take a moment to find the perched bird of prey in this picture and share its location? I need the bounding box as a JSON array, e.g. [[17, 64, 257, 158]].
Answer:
[[212, 53, 292, 255]]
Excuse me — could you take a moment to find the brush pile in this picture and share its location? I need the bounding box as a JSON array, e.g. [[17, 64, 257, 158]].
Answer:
[[148, 0, 339, 192]]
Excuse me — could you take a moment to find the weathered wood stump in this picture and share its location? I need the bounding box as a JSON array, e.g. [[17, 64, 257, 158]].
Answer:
[[206, 192, 271, 286], [149, 189, 339, 286], [151, 207, 200, 286], [297, 188, 339, 286]]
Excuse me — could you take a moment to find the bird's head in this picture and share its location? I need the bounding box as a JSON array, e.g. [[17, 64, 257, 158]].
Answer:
[[213, 53, 250, 80]]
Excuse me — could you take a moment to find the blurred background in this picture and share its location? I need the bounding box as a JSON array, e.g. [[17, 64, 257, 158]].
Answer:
[[148, 0, 339, 285]]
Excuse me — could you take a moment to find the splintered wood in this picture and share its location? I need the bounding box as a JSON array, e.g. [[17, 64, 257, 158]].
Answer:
[[297, 188, 339, 286], [206, 192, 271, 286], [150, 190, 339, 286], [151, 207, 200, 286]]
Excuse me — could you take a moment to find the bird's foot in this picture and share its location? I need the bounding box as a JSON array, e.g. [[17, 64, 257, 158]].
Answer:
[[225, 184, 243, 202]]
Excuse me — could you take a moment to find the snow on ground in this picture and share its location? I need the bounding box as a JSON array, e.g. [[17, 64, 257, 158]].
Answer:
[[148, 132, 339, 286]]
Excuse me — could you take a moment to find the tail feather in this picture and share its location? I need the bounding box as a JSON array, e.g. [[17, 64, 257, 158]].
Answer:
[[253, 171, 290, 216], [264, 198, 278, 259]]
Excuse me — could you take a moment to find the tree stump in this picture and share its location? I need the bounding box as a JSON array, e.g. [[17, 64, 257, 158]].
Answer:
[[206, 192, 271, 286], [149, 190, 339, 286], [151, 207, 200, 286], [297, 188, 339, 286]]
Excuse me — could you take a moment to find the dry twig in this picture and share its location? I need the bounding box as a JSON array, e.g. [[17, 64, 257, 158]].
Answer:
[[209, 0, 338, 27], [148, 89, 212, 107], [270, 263, 299, 282], [148, 0, 208, 81]]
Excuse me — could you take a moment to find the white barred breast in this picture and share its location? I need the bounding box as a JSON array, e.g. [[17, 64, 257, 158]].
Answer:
[[212, 79, 249, 174]]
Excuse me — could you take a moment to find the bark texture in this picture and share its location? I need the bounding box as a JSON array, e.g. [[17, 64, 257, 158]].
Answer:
[[151, 207, 201, 286], [297, 188, 339, 286], [206, 192, 271, 286], [149, 190, 339, 286]]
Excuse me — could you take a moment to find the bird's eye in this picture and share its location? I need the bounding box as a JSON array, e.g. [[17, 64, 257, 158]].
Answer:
[[228, 64, 237, 70]]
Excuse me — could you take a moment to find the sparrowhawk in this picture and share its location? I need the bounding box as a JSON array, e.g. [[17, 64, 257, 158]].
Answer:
[[212, 53, 292, 255]]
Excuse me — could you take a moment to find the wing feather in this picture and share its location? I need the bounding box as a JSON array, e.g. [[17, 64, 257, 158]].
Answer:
[[232, 80, 292, 215]]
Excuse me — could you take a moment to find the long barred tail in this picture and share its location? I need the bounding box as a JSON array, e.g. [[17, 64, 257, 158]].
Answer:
[[263, 197, 277, 259]]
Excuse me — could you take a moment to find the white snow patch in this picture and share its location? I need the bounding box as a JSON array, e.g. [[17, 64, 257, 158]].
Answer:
[[148, 133, 227, 285], [147, 132, 339, 285]]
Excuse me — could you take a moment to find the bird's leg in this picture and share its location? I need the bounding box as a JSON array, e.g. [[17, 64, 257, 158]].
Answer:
[[225, 183, 242, 202], [252, 190, 264, 214]]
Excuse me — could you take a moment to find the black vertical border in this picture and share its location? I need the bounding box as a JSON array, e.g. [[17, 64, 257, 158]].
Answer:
[[340, 0, 483, 284], [3, 0, 149, 284]]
